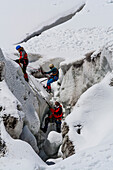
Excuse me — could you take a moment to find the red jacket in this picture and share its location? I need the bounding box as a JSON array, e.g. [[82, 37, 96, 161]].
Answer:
[[49, 105, 63, 120], [19, 50, 28, 60]]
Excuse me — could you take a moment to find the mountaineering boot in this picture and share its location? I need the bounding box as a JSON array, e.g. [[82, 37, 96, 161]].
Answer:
[[46, 88, 51, 93], [25, 77, 29, 82], [43, 85, 51, 93], [46, 85, 51, 93], [24, 73, 29, 82]]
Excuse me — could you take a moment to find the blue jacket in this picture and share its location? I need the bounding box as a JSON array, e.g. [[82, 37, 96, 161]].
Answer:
[[45, 67, 59, 78]]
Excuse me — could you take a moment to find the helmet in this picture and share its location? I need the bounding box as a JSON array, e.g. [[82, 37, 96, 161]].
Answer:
[[16, 45, 21, 50], [55, 101, 60, 106], [49, 64, 54, 69]]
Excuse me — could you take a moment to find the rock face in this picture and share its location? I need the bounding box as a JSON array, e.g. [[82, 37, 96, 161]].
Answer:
[[0, 137, 6, 157], [61, 122, 75, 159], [2, 114, 23, 139], [0, 61, 5, 81]]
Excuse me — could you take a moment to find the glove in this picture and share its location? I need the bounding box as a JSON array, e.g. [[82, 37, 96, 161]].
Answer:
[[14, 59, 18, 63]]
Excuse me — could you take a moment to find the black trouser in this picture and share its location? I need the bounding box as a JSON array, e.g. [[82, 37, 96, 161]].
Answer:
[[44, 117, 61, 133], [15, 59, 28, 74]]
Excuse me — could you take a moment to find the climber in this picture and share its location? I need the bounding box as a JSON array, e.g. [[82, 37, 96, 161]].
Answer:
[[41, 101, 63, 133], [15, 45, 29, 82], [42, 64, 59, 93]]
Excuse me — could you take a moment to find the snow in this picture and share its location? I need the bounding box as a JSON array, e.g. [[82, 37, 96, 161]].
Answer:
[[63, 0, 113, 29], [0, 121, 46, 170], [0, 0, 85, 48], [1, 0, 113, 169], [19, 0, 113, 65], [0, 80, 24, 119], [45, 137, 113, 170], [66, 73, 113, 151], [44, 131, 62, 157]]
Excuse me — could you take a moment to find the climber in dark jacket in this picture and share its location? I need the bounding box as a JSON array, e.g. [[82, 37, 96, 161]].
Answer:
[[43, 64, 59, 93], [15, 45, 29, 82], [41, 101, 63, 133]]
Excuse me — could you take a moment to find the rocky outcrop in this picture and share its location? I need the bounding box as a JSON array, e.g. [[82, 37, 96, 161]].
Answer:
[[0, 137, 6, 157], [61, 122, 75, 159], [2, 114, 23, 139], [0, 61, 5, 81]]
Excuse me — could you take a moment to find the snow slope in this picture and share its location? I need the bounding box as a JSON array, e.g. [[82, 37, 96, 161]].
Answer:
[[66, 73, 113, 151], [19, 0, 113, 65], [0, 122, 46, 170], [0, 0, 85, 48]]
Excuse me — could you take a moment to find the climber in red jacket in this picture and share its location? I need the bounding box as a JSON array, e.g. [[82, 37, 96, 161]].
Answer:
[[15, 45, 29, 82], [41, 101, 63, 133]]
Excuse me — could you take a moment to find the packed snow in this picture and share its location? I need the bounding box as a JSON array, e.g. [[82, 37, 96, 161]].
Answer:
[[1, 0, 113, 169]]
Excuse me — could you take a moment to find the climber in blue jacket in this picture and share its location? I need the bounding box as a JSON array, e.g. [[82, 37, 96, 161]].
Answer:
[[43, 64, 59, 93]]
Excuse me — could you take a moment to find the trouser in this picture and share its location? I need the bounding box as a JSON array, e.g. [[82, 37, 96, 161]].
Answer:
[[44, 117, 61, 133], [47, 76, 58, 90], [15, 59, 29, 81]]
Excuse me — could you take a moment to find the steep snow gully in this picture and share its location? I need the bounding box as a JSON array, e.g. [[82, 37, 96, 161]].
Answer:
[[1, 41, 113, 164], [17, 3, 85, 44]]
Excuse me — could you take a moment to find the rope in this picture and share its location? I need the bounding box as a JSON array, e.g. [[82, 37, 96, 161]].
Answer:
[[27, 65, 40, 71], [6, 56, 41, 72], [40, 78, 48, 83]]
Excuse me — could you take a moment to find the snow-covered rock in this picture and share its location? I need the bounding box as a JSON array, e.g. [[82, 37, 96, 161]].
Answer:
[[0, 137, 6, 158], [0, 121, 46, 170], [0, 61, 5, 81], [61, 122, 75, 159], [65, 72, 113, 154], [59, 47, 113, 109], [44, 131, 62, 157], [0, 80, 24, 139], [0, 49, 40, 135]]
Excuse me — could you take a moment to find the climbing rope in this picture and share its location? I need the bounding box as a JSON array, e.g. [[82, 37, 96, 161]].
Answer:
[[6, 56, 40, 72]]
